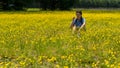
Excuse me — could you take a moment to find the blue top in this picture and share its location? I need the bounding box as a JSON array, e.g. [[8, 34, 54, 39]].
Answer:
[[73, 18, 85, 27]]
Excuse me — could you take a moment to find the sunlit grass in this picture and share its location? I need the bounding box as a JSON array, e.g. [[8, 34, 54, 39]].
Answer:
[[0, 10, 120, 68]]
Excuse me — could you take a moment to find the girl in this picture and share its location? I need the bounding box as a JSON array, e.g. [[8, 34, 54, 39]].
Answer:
[[70, 10, 86, 34]]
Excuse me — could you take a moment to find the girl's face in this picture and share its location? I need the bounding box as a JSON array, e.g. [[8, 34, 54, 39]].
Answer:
[[76, 13, 82, 19]]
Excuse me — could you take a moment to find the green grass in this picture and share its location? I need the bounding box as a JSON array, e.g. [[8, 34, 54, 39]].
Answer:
[[0, 10, 120, 68]]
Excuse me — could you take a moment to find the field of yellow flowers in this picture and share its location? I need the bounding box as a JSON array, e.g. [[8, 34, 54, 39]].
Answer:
[[0, 10, 120, 68]]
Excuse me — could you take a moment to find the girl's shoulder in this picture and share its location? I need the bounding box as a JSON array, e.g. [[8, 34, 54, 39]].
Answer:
[[82, 18, 86, 22], [82, 17, 85, 20]]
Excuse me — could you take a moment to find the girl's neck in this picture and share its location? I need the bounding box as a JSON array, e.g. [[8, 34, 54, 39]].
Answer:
[[77, 17, 82, 20]]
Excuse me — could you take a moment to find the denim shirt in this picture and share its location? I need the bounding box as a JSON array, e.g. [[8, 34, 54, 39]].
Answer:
[[73, 18, 85, 27]]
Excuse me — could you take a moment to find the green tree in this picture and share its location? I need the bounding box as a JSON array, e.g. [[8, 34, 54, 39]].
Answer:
[[1, 0, 32, 10], [74, 0, 120, 8], [57, 0, 74, 10], [37, 0, 74, 10]]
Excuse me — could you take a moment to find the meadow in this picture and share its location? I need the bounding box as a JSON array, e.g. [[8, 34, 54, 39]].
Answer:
[[0, 10, 120, 68]]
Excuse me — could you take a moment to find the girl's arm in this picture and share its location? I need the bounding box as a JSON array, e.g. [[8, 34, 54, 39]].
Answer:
[[70, 17, 75, 29], [80, 18, 86, 29]]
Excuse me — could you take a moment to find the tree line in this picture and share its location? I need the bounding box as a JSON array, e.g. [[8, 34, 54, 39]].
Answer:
[[74, 0, 120, 8], [0, 0, 120, 11]]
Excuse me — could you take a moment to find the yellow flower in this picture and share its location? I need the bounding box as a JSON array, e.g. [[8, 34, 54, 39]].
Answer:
[[0, 62, 4, 65], [5, 62, 11, 66], [61, 56, 67, 59], [56, 64, 60, 68], [104, 60, 109, 65], [47, 56, 56, 62], [110, 64, 114, 68], [20, 61, 25, 66], [64, 66, 68, 68], [93, 46, 96, 50], [92, 62, 97, 67]]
